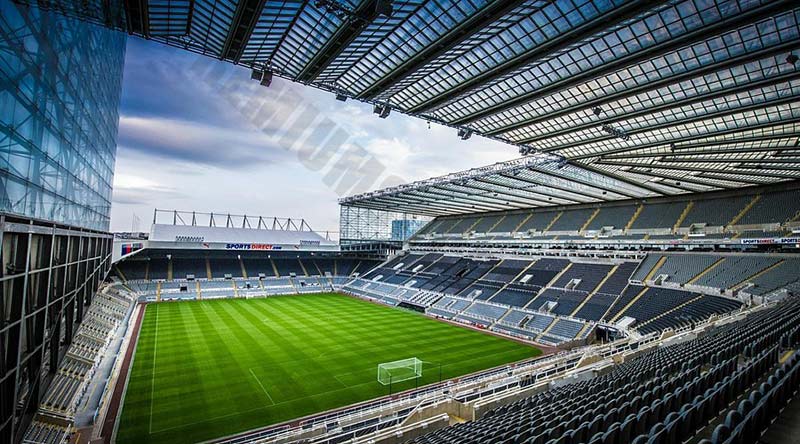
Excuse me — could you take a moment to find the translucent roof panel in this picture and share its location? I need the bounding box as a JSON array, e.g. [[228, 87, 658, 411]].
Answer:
[[23, 0, 800, 198]]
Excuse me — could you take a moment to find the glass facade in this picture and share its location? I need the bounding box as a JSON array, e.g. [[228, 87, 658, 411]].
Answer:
[[0, 1, 126, 231]]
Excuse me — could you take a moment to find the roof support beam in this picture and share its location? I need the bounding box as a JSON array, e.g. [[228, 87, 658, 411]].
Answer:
[[659, 156, 800, 165], [516, 72, 800, 144], [594, 159, 798, 180], [437, 182, 556, 208], [449, 0, 795, 125], [574, 161, 666, 196], [357, 0, 527, 99], [221, 0, 267, 62], [536, 94, 799, 149], [570, 118, 800, 160], [404, 188, 524, 212], [485, 41, 799, 136], [363, 194, 490, 215], [602, 140, 800, 160], [621, 168, 734, 191], [124, 0, 150, 37], [477, 176, 588, 205], [697, 171, 781, 184], [409, 0, 657, 114], [297, 0, 383, 82]]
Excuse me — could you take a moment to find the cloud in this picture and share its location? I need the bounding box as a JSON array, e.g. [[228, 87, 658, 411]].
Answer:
[[117, 115, 294, 168], [112, 173, 186, 206]]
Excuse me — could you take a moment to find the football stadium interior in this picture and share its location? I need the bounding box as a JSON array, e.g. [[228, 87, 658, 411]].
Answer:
[[3, 1, 800, 444]]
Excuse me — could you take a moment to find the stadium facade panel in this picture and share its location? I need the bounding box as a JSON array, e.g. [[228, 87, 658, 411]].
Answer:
[[0, 2, 123, 442], [0, 1, 126, 232]]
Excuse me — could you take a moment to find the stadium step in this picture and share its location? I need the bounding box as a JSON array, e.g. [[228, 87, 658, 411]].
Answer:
[[549, 261, 573, 287], [512, 213, 533, 234], [570, 264, 619, 317], [580, 208, 601, 232], [543, 211, 563, 232], [673, 201, 694, 230], [643, 255, 668, 282], [687, 257, 726, 285], [270, 258, 280, 277], [144, 261, 150, 281], [636, 294, 704, 329], [624, 204, 644, 230], [464, 217, 483, 234], [205, 258, 213, 279], [167, 258, 173, 281], [489, 261, 538, 304], [731, 259, 785, 292], [610, 286, 650, 322], [486, 215, 507, 233], [240, 258, 248, 279], [298, 259, 309, 277], [196, 281, 202, 300], [535, 317, 558, 341], [114, 265, 128, 283], [156, 281, 162, 302], [728, 194, 761, 226]]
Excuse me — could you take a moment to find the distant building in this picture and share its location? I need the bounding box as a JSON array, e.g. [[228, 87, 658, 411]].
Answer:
[[391, 219, 427, 241]]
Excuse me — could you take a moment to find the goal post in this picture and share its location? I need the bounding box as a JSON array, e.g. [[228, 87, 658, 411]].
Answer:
[[377, 358, 423, 386]]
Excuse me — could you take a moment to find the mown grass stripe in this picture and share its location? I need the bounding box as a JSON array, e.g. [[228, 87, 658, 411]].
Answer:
[[117, 294, 541, 444]]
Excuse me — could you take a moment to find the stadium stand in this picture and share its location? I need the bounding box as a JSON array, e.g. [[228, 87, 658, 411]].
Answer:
[[407, 296, 800, 444], [408, 186, 800, 244]]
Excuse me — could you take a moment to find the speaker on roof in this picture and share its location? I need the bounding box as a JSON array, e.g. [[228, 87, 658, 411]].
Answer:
[[260, 70, 273, 87]]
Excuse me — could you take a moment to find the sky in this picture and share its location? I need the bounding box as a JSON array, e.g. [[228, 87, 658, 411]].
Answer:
[[110, 37, 518, 234]]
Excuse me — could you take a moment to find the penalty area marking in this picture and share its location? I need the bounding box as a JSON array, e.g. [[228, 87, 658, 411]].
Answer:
[[249, 368, 276, 406]]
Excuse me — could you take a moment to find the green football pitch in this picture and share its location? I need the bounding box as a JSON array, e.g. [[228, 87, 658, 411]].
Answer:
[[117, 293, 542, 444]]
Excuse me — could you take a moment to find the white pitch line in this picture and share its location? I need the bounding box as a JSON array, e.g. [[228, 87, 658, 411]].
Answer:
[[148, 305, 159, 434], [249, 368, 275, 406]]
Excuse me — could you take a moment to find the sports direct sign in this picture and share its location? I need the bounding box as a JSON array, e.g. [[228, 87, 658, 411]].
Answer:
[[225, 243, 283, 250], [740, 237, 800, 245]]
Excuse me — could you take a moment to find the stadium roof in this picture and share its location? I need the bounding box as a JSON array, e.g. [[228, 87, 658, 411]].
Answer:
[[28, 0, 800, 213]]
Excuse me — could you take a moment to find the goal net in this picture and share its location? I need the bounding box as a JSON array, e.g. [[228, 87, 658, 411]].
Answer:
[[377, 358, 423, 385]]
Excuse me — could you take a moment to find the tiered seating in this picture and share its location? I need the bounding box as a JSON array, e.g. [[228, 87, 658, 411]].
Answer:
[[586, 204, 637, 230], [491, 213, 529, 233], [681, 195, 751, 227], [441, 259, 499, 295], [651, 254, 719, 284], [546, 318, 584, 340], [549, 208, 593, 231], [171, 258, 207, 279], [516, 210, 560, 232], [638, 295, 742, 334], [409, 296, 800, 444], [489, 286, 539, 308], [693, 256, 780, 290], [42, 374, 83, 414], [274, 259, 306, 277], [458, 302, 508, 324], [552, 262, 613, 292], [737, 189, 800, 225], [630, 201, 686, 229], [470, 214, 503, 233], [574, 293, 618, 322], [212, 258, 243, 278], [744, 259, 800, 295], [408, 186, 800, 243], [22, 421, 70, 444], [617, 287, 702, 331]]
